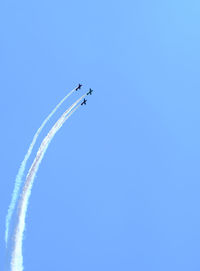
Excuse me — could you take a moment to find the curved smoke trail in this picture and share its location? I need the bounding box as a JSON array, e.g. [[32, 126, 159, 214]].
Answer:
[[5, 86, 77, 245], [11, 94, 86, 271]]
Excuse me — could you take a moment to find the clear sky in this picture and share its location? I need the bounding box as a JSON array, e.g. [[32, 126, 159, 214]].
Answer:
[[1, 0, 200, 270]]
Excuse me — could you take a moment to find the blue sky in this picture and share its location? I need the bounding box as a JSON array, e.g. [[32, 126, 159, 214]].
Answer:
[[1, 0, 200, 270]]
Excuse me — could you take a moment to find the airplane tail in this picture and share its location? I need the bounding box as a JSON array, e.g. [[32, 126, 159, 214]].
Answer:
[[10, 100, 82, 271], [5, 86, 77, 246]]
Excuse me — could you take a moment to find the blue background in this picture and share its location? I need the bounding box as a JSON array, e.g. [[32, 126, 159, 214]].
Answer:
[[1, 0, 200, 270]]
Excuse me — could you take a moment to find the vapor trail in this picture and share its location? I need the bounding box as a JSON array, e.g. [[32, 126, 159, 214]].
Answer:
[[5, 86, 77, 245], [10, 95, 85, 271]]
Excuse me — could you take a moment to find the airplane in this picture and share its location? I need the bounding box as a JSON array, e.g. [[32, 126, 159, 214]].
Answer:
[[87, 88, 93, 95], [81, 98, 87, 105], [75, 84, 82, 91]]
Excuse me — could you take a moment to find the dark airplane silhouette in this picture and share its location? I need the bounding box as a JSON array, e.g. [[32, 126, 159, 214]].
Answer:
[[87, 88, 93, 95], [81, 98, 87, 105], [75, 84, 82, 91]]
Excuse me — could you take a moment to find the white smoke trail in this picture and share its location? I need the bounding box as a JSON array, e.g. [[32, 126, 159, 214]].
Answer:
[[11, 95, 86, 271], [5, 86, 77, 245]]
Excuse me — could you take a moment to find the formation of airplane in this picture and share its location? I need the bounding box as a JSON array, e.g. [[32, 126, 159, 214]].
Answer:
[[75, 84, 82, 91], [76, 84, 93, 106], [81, 98, 87, 106], [87, 88, 93, 95]]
